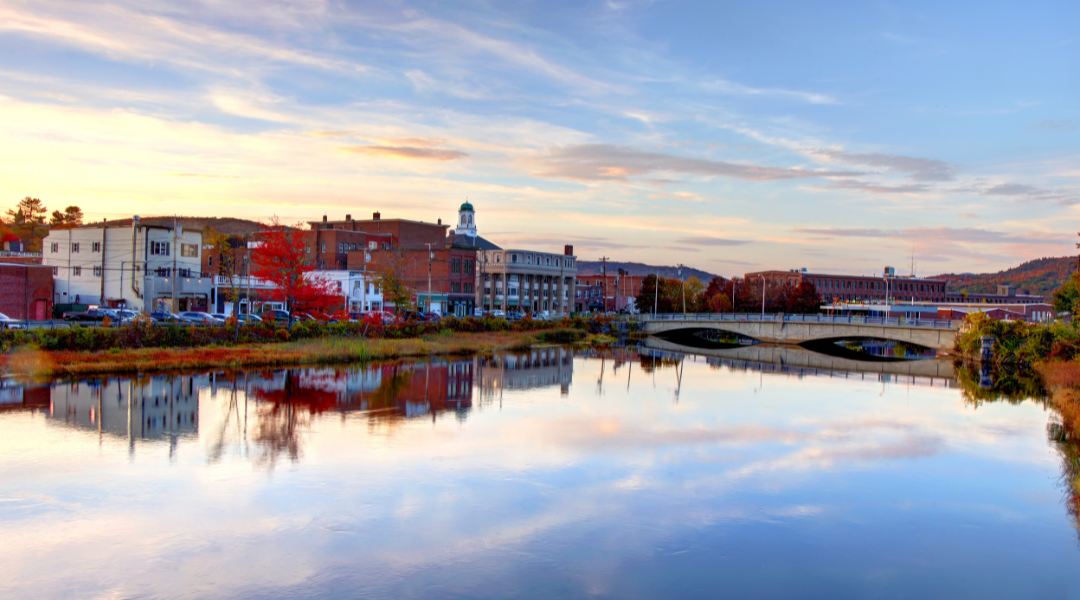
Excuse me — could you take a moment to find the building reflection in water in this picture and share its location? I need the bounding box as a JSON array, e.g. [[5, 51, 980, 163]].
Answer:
[[0, 348, 576, 466]]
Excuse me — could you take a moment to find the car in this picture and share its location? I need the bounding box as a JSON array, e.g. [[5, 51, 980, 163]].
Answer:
[[63, 307, 113, 322], [506, 312, 525, 321], [0, 312, 27, 330], [237, 314, 263, 324], [148, 311, 183, 324], [210, 313, 229, 321], [420, 312, 442, 323], [262, 309, 292, 323], [473, 308, 486, 318], [179, 311, 225, 325]]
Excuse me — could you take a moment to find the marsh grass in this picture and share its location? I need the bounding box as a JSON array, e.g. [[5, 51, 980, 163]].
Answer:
[[0, 331, 542, 377]]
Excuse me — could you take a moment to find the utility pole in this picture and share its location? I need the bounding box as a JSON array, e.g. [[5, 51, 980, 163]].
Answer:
[[653, 271, 659, 316], [678, 264, 686, 314], [171, 215, 178, 314], [599, 256, 610, 312], [425, 242, 434, 313]]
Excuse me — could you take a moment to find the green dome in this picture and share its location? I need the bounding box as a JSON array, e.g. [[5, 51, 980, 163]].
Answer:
[[460, 201, 474, 212]]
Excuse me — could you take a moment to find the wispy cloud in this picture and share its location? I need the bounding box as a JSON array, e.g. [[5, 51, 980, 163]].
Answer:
[[529, 144, 862, 182], [814, 179, 931, 194], [1030, 119, 1074, 131], [676, 236, 751, 246], [338, 145, 468, 161], [810, 149, 956, 181], [981, 183, 1077, 205], [705, 79, 839, 105], [795, 226, 1065, 245]]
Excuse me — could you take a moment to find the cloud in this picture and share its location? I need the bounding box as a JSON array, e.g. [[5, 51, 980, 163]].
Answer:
[[814, 179, 930, 194], [529, 144, 862, 182], [1030, 119, 1075, 131], [338, 145, 468, 161], [676, 236, 751, 246], [705, 78, 839, 105], [168, 173, 248, 179], [981, 183, 1078, 205], [795, 226, 1066, 245], [811, 149, 956, 181]]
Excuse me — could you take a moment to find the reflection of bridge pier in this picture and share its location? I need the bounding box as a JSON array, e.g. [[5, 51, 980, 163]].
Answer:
[[643, 338, 957, 387]]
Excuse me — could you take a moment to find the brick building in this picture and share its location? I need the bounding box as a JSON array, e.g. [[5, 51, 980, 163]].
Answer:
[[0, 262, 54, 320], [575, 270, 645, 312], [746, 267, 948, 303]]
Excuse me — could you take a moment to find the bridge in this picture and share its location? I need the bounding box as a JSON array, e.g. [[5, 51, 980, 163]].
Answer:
[[638, 313, 961, 352]]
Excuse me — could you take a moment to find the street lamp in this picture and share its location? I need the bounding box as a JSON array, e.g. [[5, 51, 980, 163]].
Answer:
[[757, 274, 766, 317]]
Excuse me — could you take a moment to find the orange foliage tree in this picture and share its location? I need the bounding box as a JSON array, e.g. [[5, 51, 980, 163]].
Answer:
[[252, 218, 341, 321]]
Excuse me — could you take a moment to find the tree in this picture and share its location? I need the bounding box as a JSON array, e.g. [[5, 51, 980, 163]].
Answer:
[[5, 197, 48, 251], [251, 217, 340, 325], [1053, 272, 1080, 314], [372, 246, 417, 312], [636, 275, 684, 314], [49, 205, 84, 227]]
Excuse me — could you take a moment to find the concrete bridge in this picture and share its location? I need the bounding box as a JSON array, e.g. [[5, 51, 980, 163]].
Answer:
[[638, 313, 961, 352]]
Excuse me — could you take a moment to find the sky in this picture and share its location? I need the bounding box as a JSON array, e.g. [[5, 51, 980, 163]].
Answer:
[[0, 0, 1077, 277]]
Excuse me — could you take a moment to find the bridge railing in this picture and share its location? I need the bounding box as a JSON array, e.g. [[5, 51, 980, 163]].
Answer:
[[637, 313, 958, 329]]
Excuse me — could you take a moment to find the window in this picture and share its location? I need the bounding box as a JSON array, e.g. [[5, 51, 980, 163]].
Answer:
[[383, 243, 391, 250], [71, 243, 80, 253], [178, 268, 192, 277], [52, 267, 58, 276], [92, 241, 101, 253], [181, 244, 198, 258], [151, 241, 170, 256], [369, 241, 378, 250], [72, 266, 81, 276], [321, 242, 326, 252], [93, 266, 102, 277], [511, 254, 518, 263], [50, 242, 58, 253]]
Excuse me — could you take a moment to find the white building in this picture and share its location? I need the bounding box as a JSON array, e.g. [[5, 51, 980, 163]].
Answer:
[[43, 217, 211, 312], [312, 270, 384, 314]]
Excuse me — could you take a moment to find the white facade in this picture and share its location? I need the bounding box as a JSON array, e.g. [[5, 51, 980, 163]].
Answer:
[[308, 270, 385, 313], [43, 222, 210, 312]]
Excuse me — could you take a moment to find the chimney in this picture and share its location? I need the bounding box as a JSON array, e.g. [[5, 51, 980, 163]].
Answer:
[[564, 245, 573, 256], [322, 215, 327, 222], [345, 214, 351, 221], [438, 218, 442, 225], [373, 211, 381, 220]]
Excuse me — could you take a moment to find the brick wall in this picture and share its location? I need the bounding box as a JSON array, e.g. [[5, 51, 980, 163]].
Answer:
[[0, 263, 53, 319]]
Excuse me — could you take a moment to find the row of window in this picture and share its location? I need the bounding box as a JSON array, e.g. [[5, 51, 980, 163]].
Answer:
[[449, 282, 475, 294], [450, 258, 475, 275], [809, 278, 943, 294], [50, 241, 198, 257], [332, 241, 385, 253], [53, 266, 192, 277], [489, 252, 574, 268]]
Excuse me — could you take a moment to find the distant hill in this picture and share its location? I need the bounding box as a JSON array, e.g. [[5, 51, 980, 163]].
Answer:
[[99, 216, 264, 236], [576, 261, 719, 281], [933, 256, 1076, 296]]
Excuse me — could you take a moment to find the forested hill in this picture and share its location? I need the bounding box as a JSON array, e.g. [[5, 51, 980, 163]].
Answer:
[[576, 261, 718, 281], [100, 216, 264, 236], [933, 256, 1075, 296]]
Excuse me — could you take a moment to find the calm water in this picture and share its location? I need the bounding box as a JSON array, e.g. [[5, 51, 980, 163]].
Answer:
[[1, 345, 1079, 599]]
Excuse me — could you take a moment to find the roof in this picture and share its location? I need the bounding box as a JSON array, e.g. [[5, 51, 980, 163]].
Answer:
[[460, 201, 474, 212], [449, 232, 500, 250]]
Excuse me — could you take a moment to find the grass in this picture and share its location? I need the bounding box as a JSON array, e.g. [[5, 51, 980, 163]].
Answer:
[[0, 331, 540, 378]]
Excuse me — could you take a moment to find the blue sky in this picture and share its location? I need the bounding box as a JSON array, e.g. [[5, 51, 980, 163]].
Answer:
[[0, 0, 1076, 276]]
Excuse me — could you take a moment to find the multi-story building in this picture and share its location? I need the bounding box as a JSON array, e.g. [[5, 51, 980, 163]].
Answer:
[[745, 267, 948, 304], [444, 202, 577, 315], [42, 218, 211, 312]]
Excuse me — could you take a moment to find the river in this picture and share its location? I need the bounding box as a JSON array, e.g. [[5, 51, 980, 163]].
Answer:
[[1, 344, 1078, 599]]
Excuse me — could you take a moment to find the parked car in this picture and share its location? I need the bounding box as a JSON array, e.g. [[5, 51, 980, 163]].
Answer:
[[148, 311, 183, 324], [179, 311, 225, 325], [210, 313, 230, 321], [420, 312, 442, 323], [237, 314, 262, 324], [489, 309, 506, 319], [473, 308, 486, 318], [0, 312, 27, 330], [262, 309, 292, 323], [64, 307, 113, 322], [506, 312, 525, 321]]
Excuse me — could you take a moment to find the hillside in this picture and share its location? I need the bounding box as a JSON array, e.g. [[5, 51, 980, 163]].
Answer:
[[933, 256, 1075, 296], [576, 260, 719, 282], [100, 216, 264, 236]]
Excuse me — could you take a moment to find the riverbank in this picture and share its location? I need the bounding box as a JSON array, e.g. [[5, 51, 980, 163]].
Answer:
[[0, 331, 543, 378]]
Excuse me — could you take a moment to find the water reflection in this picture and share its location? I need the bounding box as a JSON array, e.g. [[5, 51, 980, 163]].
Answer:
[[4, 347, 1080, 599]]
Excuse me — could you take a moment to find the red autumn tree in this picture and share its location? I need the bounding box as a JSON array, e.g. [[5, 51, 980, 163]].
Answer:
[[252, 217, 341, 321]]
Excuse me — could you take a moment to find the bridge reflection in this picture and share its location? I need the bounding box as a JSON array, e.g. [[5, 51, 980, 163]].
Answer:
[[642, 337, 957, 388]]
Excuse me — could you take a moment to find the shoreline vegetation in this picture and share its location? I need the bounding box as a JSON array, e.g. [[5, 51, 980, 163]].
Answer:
[[0, 315, 608, 378]]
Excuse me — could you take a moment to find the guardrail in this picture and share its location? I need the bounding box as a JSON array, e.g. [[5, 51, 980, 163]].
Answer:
[[637, 313, 959, 329]]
